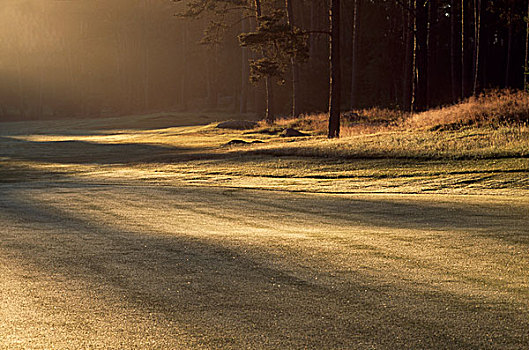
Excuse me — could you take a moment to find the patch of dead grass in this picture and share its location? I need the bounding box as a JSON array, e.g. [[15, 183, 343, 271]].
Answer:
[[404, 89, 529, 130]]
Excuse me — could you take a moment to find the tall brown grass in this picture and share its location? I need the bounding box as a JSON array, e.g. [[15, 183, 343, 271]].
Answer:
[[265, 90, 529, 137], [251, 90, 529, 160], [403, 90, 529, 130]]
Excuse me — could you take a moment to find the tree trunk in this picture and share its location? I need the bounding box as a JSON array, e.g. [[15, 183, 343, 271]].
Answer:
[[505, 1, 513, 87], [328, 0, 341, 138], [350, 0, 360, 110], [461, 0, 466, 98], [207, 47, 219, 110], [525, 0, 529, 90], [254, 0, 274, 121], [415, 0, 429, 111], [451, 0, 458, 101], [181, 24, 188, 111], [285, 0, 300, 117], [265, 78, 274, 121], [427, 0, 437, 105], [472, 0, 481, 96], [240, 16, 249, 114], [402, 0, 413, 111], [142, 0, 150, 111]]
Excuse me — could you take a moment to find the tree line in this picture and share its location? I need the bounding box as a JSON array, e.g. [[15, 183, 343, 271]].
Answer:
[[1, 0, 528, 138]]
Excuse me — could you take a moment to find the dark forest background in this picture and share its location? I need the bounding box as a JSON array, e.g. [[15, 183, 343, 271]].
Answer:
[[0, 0, 527, 122]]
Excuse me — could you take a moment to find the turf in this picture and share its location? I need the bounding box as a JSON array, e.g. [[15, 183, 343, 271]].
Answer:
[[0, 111, 528, 348]]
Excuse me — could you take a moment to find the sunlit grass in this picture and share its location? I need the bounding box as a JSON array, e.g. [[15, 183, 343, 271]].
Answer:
[[1, 93, 528, 348], [1, 91, 528, 195]]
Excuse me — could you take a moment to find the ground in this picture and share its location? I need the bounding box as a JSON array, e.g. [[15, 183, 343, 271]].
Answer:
[[0, 113, 528, 349]]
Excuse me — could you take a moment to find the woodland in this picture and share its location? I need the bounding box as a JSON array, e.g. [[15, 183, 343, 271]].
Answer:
[[0, 0, 528, 137]]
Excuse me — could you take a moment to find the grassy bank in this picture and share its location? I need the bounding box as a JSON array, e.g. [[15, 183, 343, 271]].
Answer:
[[252, 90, 529, 160]]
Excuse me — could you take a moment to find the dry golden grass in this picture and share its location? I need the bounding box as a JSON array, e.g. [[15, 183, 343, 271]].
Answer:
[[266, 90, 529, 137], [256, 125, 529, 160], [404, 89, 529, 129]]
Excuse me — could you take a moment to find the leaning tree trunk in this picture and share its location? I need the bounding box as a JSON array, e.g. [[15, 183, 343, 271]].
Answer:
[[328, 0, 341, 138], [285, 0, 300, 117]]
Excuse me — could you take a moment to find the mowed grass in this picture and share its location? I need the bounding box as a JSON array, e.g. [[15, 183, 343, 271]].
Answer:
[[1, 91, 527, 194], [1, 93, 529, 348]]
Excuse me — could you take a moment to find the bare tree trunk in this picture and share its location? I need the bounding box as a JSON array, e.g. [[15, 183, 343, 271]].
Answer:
[[285, 0, 300, 117], [207, 47, 219, 109], [240, 16, 249, 114], [309, 2, 316, 64], [451, 0, 458, 101], [328, 0, 341, 138], [505, 22, 513, 87], [264, 80, 273, 121], [505, 1, 513, 87], [472, 0, 481, 96], [402, 0, 413, 111], [461, 0, 466, 98], [181, 24, 188, 111], [411, 0, 418, 111], [350, 0, 360, 110], [415, 0, 429, 111], [427, 0, 437, 106], [37, 70, 44, 120], [142, 0, 150, 111], [525, 0, 529, 90], [254, 0, 274, 122]]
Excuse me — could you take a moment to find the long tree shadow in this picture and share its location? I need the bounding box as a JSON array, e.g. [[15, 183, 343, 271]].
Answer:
[[0, 114, 227, 135], [0, 136, 225, 164], [1, 185, 527, 348], [228, 191, 529, 245]]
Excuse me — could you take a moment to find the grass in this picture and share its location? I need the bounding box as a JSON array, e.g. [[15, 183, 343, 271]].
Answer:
[[0, 90, 528, 195], [249, 90, 529, 161], [1, 91, 528, 348], [266, 89, 529, 136]]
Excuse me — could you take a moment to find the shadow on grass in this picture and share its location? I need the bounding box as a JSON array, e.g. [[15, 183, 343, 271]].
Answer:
[[0, 136, 212, 164], [0, 113, 256, 135], [249, 144, 529, 161], [3, 134, 529, 171], [0, 185, 527, 348], [230, 192, 529, 246]]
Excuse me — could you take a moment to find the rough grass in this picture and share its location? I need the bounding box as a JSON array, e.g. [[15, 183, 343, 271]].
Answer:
[[405, 89, 529, 130], [266, 90, 529, 136], [254, 125, 529, 160]]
